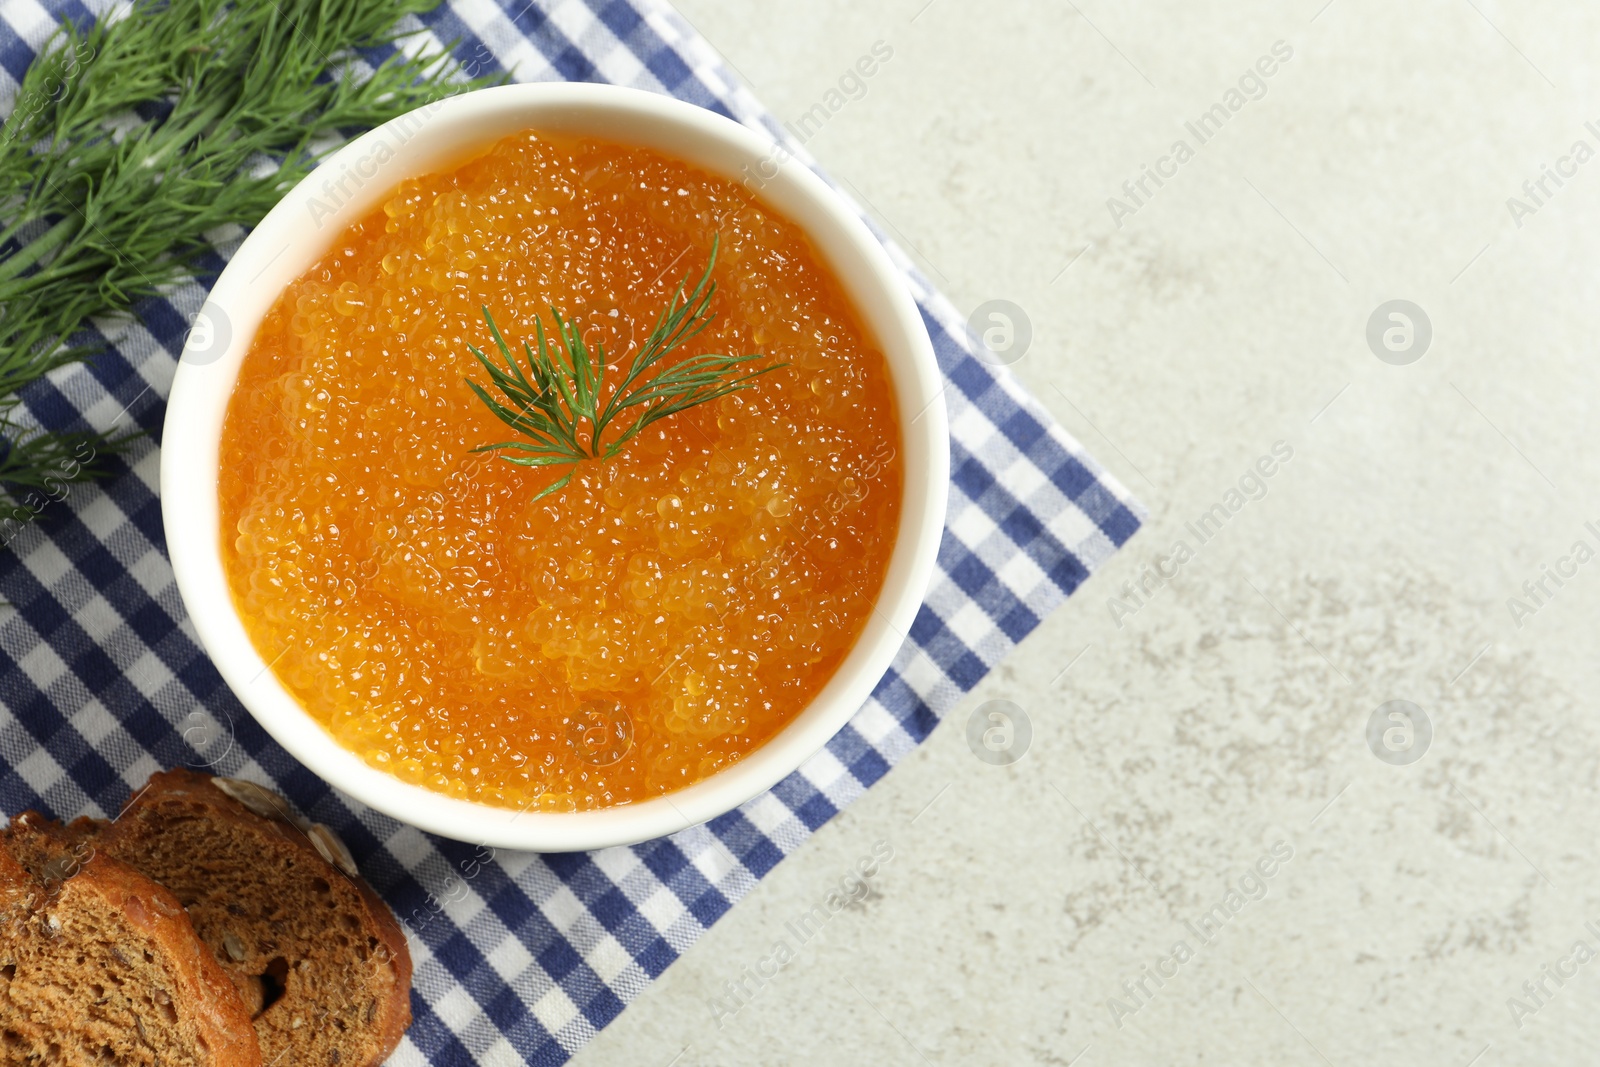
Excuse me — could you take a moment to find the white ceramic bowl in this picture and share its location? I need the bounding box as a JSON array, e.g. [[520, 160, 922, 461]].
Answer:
[[162, 83, 948, 852]]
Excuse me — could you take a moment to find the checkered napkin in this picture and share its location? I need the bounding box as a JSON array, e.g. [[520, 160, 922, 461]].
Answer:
[[0, 1, 1141, 1062]]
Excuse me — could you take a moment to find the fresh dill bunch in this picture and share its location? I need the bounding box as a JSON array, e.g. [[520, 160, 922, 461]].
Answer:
[[0, 0, 502, 514], [467, 236, 786, 502]]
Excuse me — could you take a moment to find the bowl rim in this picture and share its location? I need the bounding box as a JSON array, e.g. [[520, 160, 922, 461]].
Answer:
[[161, 82, 949, 852]]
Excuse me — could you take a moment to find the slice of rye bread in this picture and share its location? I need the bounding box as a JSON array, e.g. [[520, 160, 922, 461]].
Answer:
[[94, 770, 412, 1067], [0, 818, 262, 1066]]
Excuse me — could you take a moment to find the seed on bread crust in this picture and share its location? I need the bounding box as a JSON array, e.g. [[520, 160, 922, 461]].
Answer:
[[210, 777, 297, 822], [306, 824, 359, 879], [210, 780, 360, 879]]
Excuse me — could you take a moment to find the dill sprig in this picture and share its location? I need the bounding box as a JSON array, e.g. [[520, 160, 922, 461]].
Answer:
[[467, 237, 785, 501], [0, 0, 500, 515]]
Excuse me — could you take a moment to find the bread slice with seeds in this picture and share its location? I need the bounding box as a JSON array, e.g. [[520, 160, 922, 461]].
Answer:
[[94, 770, 412, 1067], [0, 819, 262, 1066]]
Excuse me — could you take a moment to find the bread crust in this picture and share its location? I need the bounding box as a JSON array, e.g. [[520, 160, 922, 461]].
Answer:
[[98, 770, 413, 1066], [0, 842, 41, 1054], [69, 852, 264, 1066], [0, 837, 35, 930]]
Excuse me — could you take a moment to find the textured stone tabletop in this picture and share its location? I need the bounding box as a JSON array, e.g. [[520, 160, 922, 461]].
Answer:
[[576, 1, 1600, 1063]]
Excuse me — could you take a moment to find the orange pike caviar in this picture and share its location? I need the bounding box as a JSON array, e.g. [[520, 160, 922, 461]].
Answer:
[[218, 130, 903, 811]]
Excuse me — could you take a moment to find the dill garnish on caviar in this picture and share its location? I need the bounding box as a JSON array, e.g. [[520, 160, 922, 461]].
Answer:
[[467, 236, 785, 501]]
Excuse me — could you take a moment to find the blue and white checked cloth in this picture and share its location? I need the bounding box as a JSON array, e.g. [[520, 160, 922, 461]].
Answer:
[[0, 1, 1142, 1062]]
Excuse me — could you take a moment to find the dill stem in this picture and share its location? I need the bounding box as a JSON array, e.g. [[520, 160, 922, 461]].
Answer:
[[141, 96, 230, 166], [0, 216, 79, 284], [0, 214, 38, 255]]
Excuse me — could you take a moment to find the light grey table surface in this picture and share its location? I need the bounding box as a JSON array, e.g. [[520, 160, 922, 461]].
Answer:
[[575, 1, 1600, 1064]]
